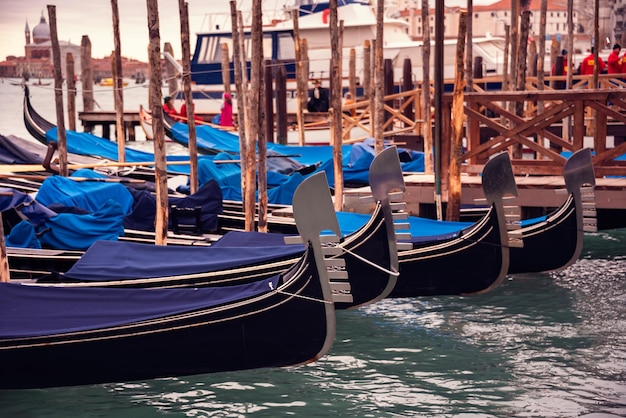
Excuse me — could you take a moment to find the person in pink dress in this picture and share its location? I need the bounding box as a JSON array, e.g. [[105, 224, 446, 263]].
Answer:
[[219, 93, 233, 127]]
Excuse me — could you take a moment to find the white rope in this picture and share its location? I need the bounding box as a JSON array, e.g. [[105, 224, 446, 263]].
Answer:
[[269, 281, 333, 304], [326, 242, 400, 277]]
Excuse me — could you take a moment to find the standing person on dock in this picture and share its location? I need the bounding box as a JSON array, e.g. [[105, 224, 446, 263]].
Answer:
[[220, 92, 233, 127], [307, 79, 329, 112], [579, 47, 606, 76], [608, 44, 624, 75]]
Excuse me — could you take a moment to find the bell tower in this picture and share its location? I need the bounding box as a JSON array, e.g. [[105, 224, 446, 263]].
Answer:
[[25, 20, 31, 46]]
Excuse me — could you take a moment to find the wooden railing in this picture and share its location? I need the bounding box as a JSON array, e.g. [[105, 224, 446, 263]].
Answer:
[[339, 76, 626, 178]]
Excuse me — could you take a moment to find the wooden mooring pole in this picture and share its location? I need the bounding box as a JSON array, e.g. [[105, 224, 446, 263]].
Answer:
[[47, 5, 68, 177], [146, 0, 168, 245], [447, 10, 467, 222], [111, 0, 125, 162]]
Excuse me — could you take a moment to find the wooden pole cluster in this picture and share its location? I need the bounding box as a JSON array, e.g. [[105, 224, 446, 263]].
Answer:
[[146, 0, 168, 245], [47, 5, 68, 177], [178, 0, 198, 194], [111, 0, 125, 163], [447, 10, 468, 222]]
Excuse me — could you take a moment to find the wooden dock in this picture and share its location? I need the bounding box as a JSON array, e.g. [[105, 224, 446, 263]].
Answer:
[[78, 111, 141, 141], [344, 173, 626, 230]]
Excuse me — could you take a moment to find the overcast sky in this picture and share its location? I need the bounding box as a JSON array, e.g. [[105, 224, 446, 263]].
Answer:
[[0, 0, 487, 63]]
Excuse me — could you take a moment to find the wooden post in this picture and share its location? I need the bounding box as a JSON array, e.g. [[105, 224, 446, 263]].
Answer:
[[257, 30, 268, 233], [537, 0, 547, 154], [275, 63, 288, 144], [330, 0, 344, 211], [446, 10, 467, 222], [550, 36, 560, 89], [292, 10, 306, 146], [349, 48, 357, 100], [111, 0, 125, 161], [513, 10, 530, 159], [465, 0, 473, 91], [402, 58, 413, 124], [509, 0, 519, 90], [528, 40, 538, 77], [434, 0, 444, 219], [164, 42, 178, 96], [245, 0, 262, 232], [221, 43, 231, 95], [66, 53, 76, 131], [146, 0, 168, 245], [374, 0, 384, 154], [179, 0, 198, 194], [502, 24, 510, 92], [421, 0, 433, 174], [383, 58, 394, 130], [264, 60, 274, 144], [47, 5, 68, 177], [80, 35, 95, 115], [231, 3, 249, 214], [363, 40, 371, 99]]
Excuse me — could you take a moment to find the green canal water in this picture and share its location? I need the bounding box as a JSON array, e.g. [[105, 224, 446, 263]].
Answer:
[[0, 79, 624, 418], [0, 229, 624, 417]]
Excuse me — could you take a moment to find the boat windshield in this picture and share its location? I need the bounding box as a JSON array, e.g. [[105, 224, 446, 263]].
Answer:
[[195, 32, 295, 64]]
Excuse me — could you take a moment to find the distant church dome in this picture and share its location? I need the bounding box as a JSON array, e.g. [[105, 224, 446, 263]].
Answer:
[[32, 14, 50, 43]]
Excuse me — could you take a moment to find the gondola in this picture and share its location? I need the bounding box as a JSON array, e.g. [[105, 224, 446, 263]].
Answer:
[[507, 148, 597, 274], [0, 172, 344, 390], [25, 149, 404, 309], [4, 150, 403, 310]]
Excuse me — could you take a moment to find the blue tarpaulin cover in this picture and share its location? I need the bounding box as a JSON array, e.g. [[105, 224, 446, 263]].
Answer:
[[0, 277, 279, 338], [36, 175, 135, 215], [63, 237, 304, 281]]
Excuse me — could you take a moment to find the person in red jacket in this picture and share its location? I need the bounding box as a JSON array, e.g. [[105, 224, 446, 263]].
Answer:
[[607, 43, 624, 74], [579, 47, 606, 75]]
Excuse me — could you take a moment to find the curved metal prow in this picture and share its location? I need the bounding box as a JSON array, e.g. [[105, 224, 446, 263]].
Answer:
[[293, 172, 341, 243], [564, 148, 596, 193], [481, 152, 518, 204], [564, 148, 597, 234], [369, 146, 406, 202]]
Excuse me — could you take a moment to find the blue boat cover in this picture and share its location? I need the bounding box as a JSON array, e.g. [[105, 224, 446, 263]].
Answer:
[[0, 187, 125, 250], [0, 276, 279, 338], [37, 200, 125, 250], [0, 187, 56, 226], [124, 180, 223, 232], [63, 237, 304, 281], [45, 128, 193, 174], [5, 221, 41, 249], [36, 175, 135, 214]]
